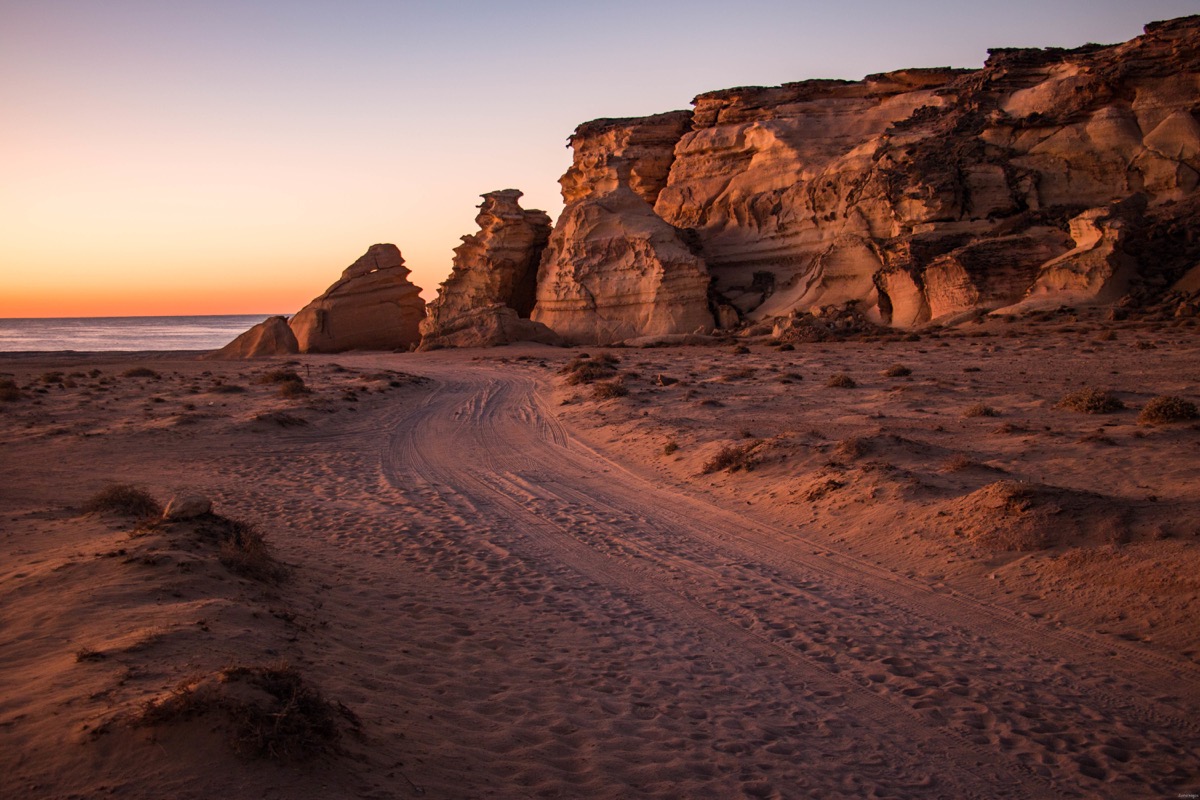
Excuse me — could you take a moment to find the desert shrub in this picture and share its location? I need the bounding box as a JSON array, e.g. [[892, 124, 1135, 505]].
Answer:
[[0, 379, 21, 402], [278, 378, 310, 398], [663, 440, 679, 455], [1057, 388, 1125, 414], [883, 364, 912, 377], [722, 368, 757, 381], [254, 411, 308, 427], [591, 380, 629, 400], [121, 367, 161, 379], [835, 437, 868, 459], [199, 515, 288, 583], [778, 343, 795, 352], [731, 344, 750, 355], [75, 646, 105, 662], [702, 441, 761, 474], [963, 403, 998, 418], [84, 485, 162, 519], [826, 373, 857, 389], [211, 383, 246, 394], [942, 454, 978, 472], [1138, 396, 1199, 425], [41, 371, 64, 384], [562, 355, 619, 385], [137, 665, 344, 761]]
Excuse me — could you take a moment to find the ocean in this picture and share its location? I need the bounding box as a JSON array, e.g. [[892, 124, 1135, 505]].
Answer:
[[0, 315, 277, 352]]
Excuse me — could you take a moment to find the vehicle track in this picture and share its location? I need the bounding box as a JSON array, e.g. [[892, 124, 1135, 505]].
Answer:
[[370, 364, 1200, 798]]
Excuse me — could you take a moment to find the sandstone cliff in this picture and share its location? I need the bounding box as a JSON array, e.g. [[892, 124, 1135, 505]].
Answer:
[[532, 160, 714, 344], [289, 244, 425, 353], [419, 190, 559, 349], [546, 15, 1200, 329]]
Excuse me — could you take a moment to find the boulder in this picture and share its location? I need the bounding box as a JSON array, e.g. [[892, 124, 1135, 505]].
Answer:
[[289, 244, 425, 353]]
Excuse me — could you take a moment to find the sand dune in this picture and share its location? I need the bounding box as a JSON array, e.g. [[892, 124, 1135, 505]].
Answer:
[[1, 316, 1198, 798]]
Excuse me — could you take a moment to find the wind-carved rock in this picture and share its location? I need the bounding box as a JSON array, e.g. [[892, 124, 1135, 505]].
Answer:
[[532, 158, 714, 345], [419, 190, 559, 349], [539, 15, 1200, 327], [204, 316, 298, 360], [289, 244, 425, 353]]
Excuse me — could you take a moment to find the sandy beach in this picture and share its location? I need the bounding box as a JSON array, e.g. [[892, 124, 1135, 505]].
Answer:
[[2, 314, 1199, 799]]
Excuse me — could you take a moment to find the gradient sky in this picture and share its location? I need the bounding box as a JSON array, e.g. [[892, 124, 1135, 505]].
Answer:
[[3, 0, 1197, 317]]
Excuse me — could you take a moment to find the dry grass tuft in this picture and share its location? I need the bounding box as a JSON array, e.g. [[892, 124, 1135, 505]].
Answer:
[[702, 441, 762, 474], [1138, 396, 1199, 425], [826, 373, 857, 389], [1057, 387, 1125, 414], [197, 516, 289, 583], [591, 380, 629, 400], [882, 364, 912, 377], [254, 411, 308, 427], [963, 403, 998, 418], [662, 440, 679, 456], [85, 485, 163, 519], [562, 354, 619, 385], [136, 664, 348, 761]]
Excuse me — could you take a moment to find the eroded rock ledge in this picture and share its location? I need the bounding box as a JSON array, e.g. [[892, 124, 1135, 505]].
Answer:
[[419, 190, 559, 350]]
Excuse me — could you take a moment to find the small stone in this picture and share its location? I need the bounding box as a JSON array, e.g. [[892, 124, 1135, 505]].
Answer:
[[162, 493, 211, 521]]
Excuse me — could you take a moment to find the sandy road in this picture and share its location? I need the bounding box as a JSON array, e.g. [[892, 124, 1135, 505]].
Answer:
[[318, 358, 1196, 799]]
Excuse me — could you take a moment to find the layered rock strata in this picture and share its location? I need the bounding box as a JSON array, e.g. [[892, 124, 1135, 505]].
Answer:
[[532, 160, 714, 344], [289, 244, 425, 353], [419, 190, 559, 349], [550, 16, 1200, 328]]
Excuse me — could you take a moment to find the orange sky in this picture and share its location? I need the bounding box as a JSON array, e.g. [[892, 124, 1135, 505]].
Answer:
[[3, 1, 1191, 318]]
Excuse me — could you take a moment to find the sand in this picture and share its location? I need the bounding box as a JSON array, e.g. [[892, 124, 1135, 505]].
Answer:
[[1, 313, 1199, 798]]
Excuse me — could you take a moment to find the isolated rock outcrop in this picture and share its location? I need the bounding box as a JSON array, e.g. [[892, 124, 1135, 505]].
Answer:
[[532, 160, 714, 344], [419, 190, 558, 349], [549, 15, 1200, 327], [289, 244, 425, 353], [204, 316, 298, 360]]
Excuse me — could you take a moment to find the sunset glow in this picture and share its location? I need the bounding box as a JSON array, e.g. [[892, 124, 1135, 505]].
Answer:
[[2, 0, 1195, 317]]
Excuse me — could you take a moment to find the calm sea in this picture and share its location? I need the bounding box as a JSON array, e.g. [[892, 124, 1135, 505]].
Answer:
[[0, 315, 277, 352]]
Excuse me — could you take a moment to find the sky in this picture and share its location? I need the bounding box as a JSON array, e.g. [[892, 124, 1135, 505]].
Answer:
[[2, 0, 1197, 317]]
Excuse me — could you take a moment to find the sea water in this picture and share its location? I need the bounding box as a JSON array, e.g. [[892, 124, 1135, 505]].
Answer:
[[0, 315, 277, 352]]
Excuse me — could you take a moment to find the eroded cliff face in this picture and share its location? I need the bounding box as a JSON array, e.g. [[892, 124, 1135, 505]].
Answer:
[[419, 190, 558, 349], [289, 244, 425, 353], [532, 161, 714, 344], [550, 15, 1200, 328]]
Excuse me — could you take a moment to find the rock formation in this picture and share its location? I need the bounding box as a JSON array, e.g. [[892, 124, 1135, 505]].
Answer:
[[289, 244, 425, 353], [419, 190, 559, 349], [529, 115, 715, 345], [532, 159, 714, 344], [204, 316, 298, 360], [547, 15, 1200, 328]]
